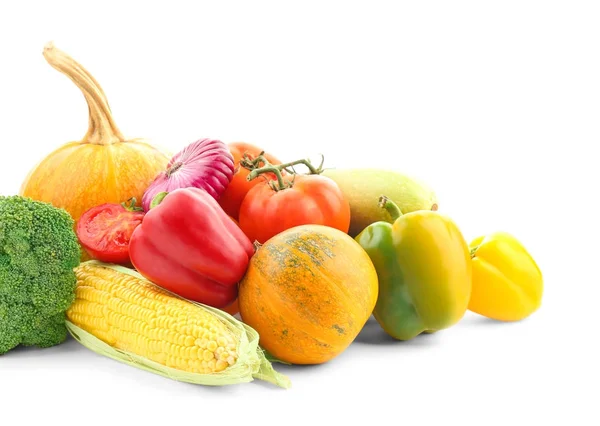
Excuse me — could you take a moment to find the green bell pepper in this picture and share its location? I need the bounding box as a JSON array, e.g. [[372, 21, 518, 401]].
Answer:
[[355, 196, 472, 340]]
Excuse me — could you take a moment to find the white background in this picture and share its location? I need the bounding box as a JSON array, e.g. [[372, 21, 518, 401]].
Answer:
[[1, 1, 599, 425]]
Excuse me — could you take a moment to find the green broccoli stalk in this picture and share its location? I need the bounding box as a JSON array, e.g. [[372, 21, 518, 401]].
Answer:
[[0, 195, 81, 354]]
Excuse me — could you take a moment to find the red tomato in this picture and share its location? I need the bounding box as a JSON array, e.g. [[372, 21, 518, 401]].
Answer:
[[218, 142, 282, 221], [76, 201, 145, 265], [238, 174, 351, 244]]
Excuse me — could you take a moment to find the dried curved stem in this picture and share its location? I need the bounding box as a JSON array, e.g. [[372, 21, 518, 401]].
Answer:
[[43, 42, 124, 145]]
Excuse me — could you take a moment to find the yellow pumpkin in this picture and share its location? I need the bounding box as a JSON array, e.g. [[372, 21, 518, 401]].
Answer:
[[238, 224, 379, 365], [20, 43, 169, 230]]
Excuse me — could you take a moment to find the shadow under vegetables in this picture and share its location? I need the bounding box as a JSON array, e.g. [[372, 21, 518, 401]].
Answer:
[[353, 316, 439, 346]]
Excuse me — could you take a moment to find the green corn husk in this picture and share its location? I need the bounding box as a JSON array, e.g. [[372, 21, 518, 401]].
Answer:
[[66, 261, 291, 389]]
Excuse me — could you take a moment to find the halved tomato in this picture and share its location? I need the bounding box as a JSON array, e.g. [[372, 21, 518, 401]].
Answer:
[[76, 198, 145, 265]]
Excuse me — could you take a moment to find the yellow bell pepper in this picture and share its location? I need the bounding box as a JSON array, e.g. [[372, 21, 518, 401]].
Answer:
[[356, 196, 472, 340], [469, 232, 543, 321]]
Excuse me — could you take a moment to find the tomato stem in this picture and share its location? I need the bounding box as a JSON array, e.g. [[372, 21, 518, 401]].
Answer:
[[279, 154, 324, 175], [247, 163, 288, 191], [378, 196, 403, 221], [121, 197, 144, 212], [242, 152, 325, 191]]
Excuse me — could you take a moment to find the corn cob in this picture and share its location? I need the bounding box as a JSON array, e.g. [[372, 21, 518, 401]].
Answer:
[[65, 261, 291, 388]]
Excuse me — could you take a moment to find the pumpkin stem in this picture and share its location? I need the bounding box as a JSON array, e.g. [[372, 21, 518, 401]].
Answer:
[[242, 153, 324, 192], [378, 195, 403, 221], [43, 42, 125, 145]]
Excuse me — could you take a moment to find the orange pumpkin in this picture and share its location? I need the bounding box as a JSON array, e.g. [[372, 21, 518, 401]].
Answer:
[[20, 43, 169, 233], [238, 224, 379, 364]]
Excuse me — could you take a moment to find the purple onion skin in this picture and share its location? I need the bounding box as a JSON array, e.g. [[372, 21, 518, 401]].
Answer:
[[142, 138, 235, 212]]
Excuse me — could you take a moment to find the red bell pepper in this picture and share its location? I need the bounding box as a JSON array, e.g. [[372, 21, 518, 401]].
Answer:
[[129, 187, 254, 308]]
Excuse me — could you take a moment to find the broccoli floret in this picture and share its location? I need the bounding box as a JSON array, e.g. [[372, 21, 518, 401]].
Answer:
[[0, 195, 81, 354]]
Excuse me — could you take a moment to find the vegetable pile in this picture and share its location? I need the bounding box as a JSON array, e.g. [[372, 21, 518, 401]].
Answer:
[[0, 43, 544, 389]]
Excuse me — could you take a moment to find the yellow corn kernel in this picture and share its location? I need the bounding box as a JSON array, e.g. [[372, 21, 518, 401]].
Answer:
[[66, 263, 240, 375]]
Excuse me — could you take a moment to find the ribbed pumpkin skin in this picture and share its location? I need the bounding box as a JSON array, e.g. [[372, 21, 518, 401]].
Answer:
[[239, 224, 378, 364], [20, 140, 168, 225]]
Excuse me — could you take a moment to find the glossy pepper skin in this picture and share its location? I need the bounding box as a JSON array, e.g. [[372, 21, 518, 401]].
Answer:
[[129, 187, 254, 308], [355, 196, 472, 340], [469, 232, 543, 321]]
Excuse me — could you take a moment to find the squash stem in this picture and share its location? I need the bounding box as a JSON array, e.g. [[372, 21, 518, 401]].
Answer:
[[378, 196, 403, 221], [42, 42, 124, 145]]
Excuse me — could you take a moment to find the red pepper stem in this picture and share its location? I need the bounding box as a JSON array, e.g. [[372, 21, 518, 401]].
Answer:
[[379, 196, 403, 221], [150, 192, 169, 209]]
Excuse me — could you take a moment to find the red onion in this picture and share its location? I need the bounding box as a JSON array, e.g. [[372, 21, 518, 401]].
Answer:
[[142, 138, 235, 211]]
